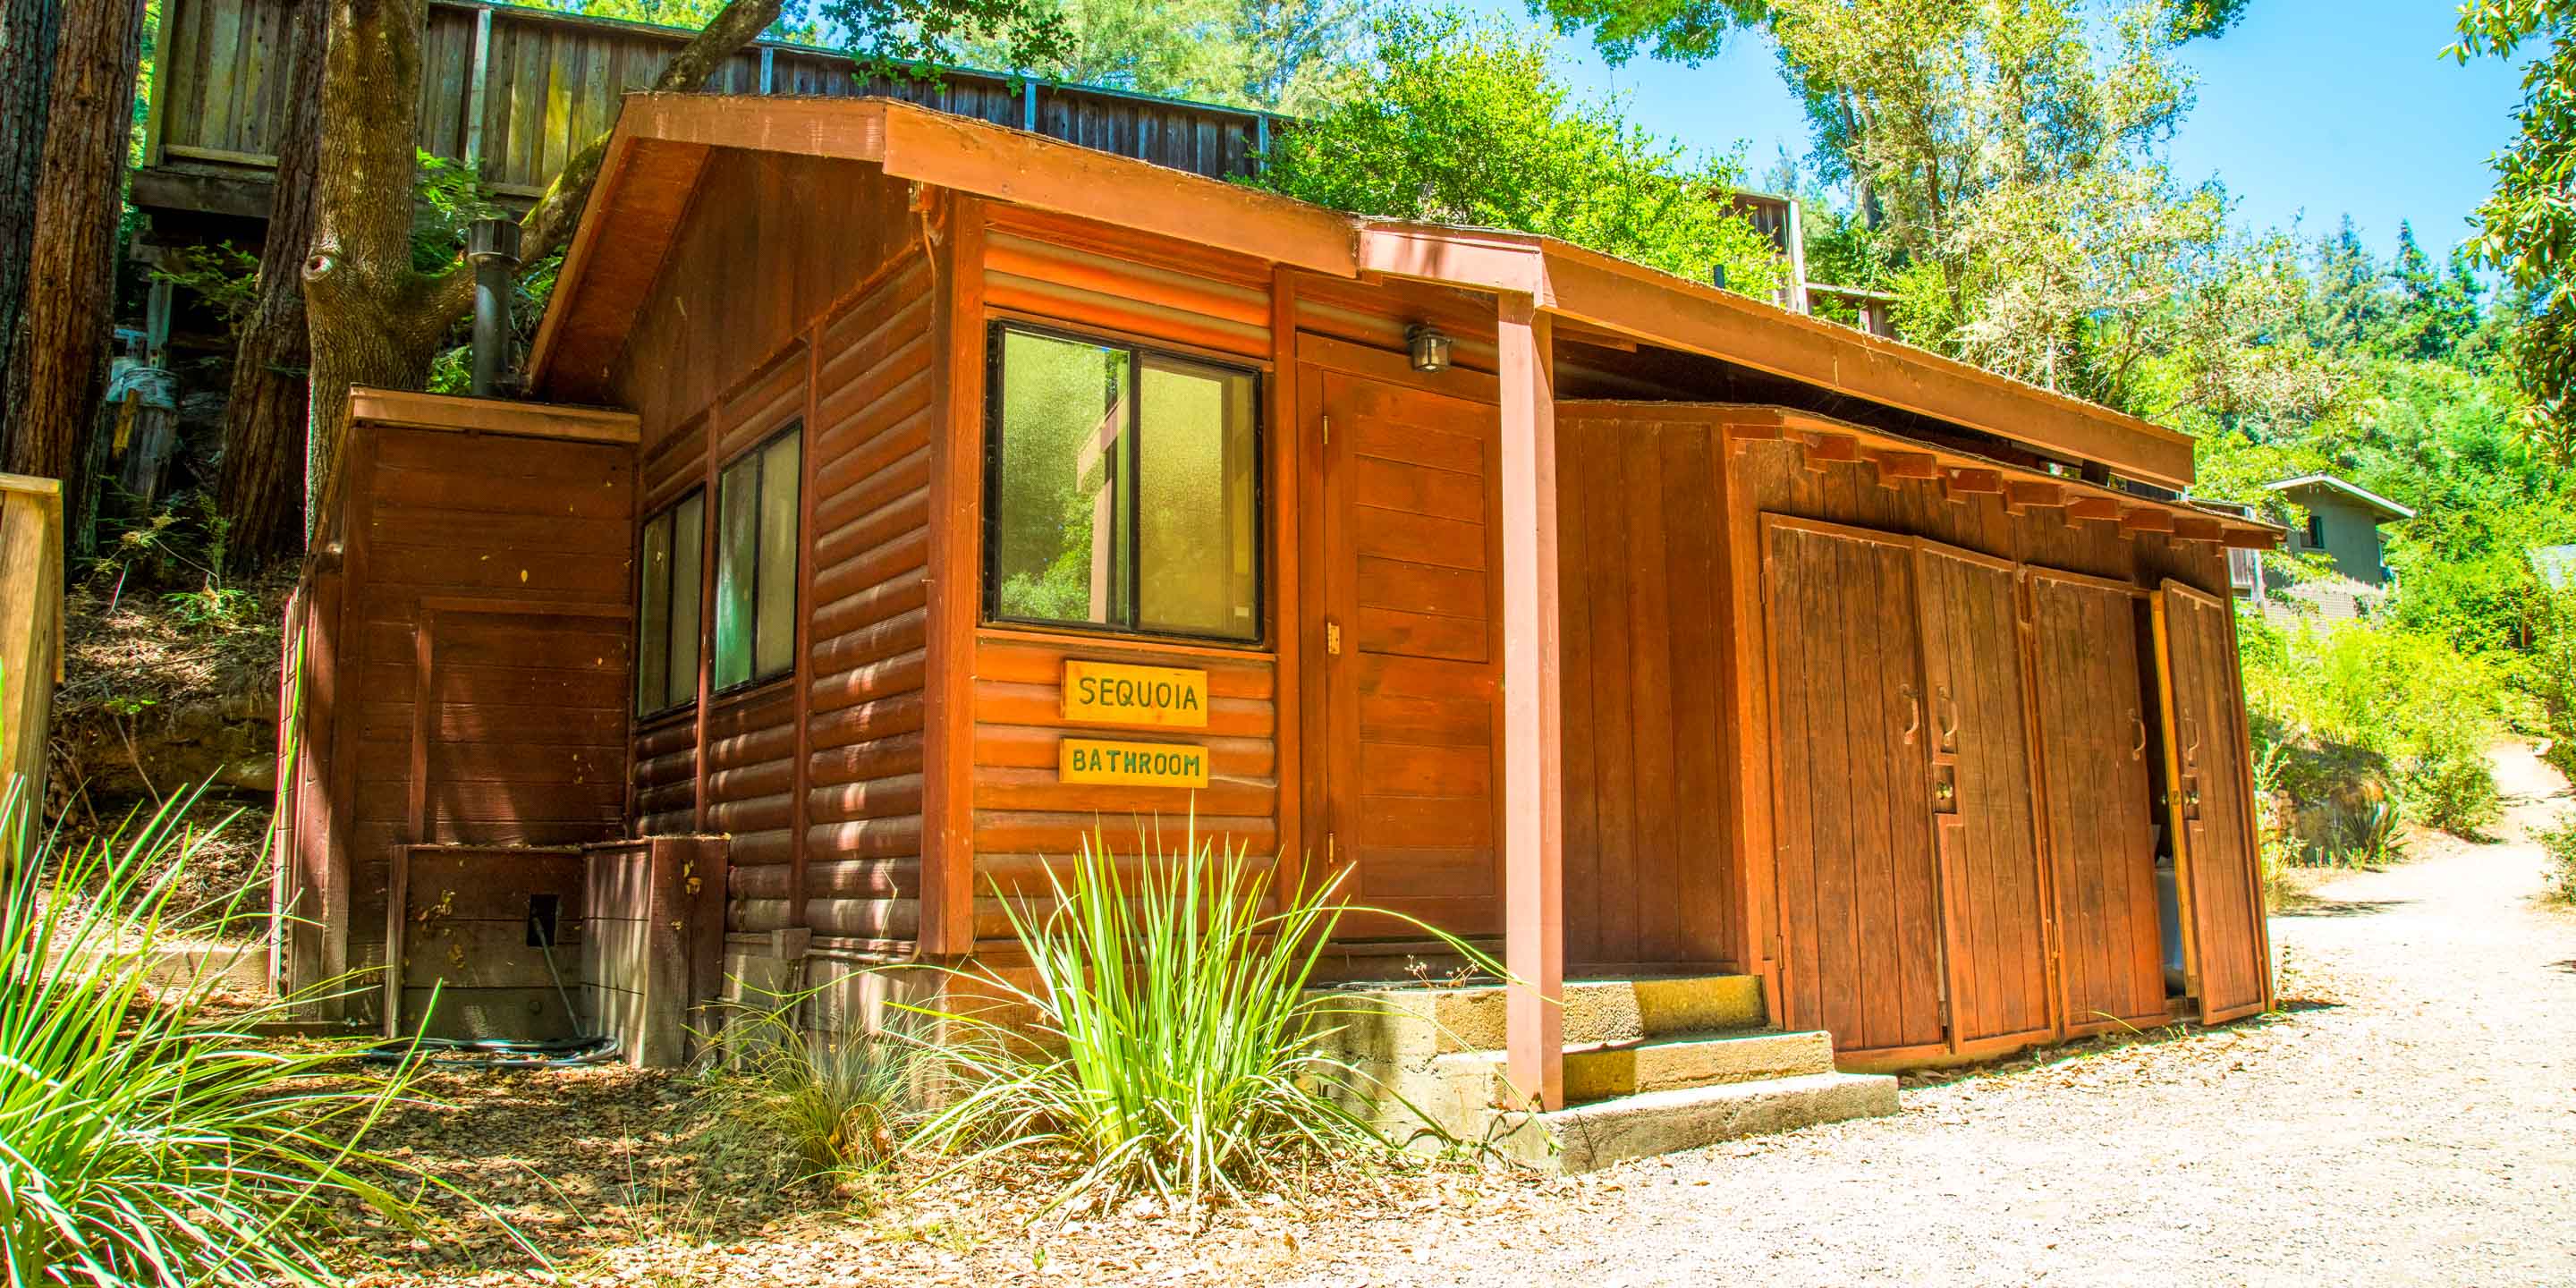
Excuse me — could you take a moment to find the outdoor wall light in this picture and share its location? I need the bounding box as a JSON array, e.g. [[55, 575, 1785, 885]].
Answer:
[[1407, 324, 1453, 373]]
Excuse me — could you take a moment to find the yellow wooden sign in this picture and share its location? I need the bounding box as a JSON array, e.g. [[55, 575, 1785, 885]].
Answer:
[[1060, 660, 1209, 729], [1059, 738, 1211, 789]]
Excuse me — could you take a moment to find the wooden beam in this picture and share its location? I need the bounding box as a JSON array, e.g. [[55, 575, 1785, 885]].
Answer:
[[1865, 448, 1940, 480], [346, 386, 640, 443], [2221, 527, 2277, 550], [1496, 296, 1564, 1114], [1798, 431, 1859, 471], [2173, 516, 2224, 543], [2065, 496, 2122, 522], [1945, 467, 2004, 496], [2004, 479, 2065, 510], [2121, 506, 2175, 534], [920, 194, 987, 957]]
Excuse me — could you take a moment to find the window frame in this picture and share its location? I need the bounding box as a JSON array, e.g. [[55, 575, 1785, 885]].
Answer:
[[633, 487, 707, 721], [708, 420, 804, 699], [979, 321, 1267, 648]]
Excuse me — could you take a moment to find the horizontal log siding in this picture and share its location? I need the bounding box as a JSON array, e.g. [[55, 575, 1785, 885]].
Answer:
[[798, 258, 936, 947], [969, 636, 1280, 945], [343, 426, 634, 967], [982, 208, 1274, 360]]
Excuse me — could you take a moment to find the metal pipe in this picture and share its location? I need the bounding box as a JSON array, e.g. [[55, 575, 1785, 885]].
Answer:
[[465, 216, 522, 397]]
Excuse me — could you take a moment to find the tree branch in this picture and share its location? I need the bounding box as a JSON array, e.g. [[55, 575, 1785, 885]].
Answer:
[[419, 0, 786, 331]]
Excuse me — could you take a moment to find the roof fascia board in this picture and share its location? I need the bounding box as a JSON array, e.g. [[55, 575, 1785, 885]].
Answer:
[[1538, 242, 2198, 489], [525, 128, 645, 386], [2264, 474, 2416, 520], [1359, 222, 1550, 301], [349, 386, 641, 444], [874, 103, 1357, 278]]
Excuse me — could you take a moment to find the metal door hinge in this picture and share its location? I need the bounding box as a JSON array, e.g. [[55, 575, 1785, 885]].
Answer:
[[1326, 619, 1342, 655]]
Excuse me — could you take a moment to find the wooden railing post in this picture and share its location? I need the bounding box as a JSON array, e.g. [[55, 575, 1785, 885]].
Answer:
[[1496, 297, 1563, 1112]]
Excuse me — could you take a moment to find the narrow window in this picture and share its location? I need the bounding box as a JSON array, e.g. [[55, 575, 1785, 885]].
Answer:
[[713, 423, 803, 691], [986, 326, 1260, 642], [2305, 513, 2325, 548], [635, 489, 705, 716]]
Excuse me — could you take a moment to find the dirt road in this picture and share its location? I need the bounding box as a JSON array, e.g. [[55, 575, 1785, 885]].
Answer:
[[1293, 743, 2576, 1287]]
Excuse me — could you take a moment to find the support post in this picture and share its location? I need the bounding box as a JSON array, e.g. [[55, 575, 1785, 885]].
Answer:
[[1496, 297, 1563, 1112]]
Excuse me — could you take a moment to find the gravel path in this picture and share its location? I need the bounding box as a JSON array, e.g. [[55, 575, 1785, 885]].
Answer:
[[1291, 742, 2576, 1288]]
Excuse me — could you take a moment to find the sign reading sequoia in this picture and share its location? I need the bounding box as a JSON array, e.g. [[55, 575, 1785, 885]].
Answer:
[[1059, 738, 1210, 788], [1061, 660, 1208, 728]]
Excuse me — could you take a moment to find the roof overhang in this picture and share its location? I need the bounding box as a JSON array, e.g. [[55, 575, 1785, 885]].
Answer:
[[533, 93, 2197, 488], [2263, 474, 2416, 521]]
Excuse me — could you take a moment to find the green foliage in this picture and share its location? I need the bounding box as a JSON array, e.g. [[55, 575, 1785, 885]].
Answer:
[[945, 0, 1378, 112], [2538, 809, 2576, 902], [149, 242, 263, 340], [915, 819, 1474, 1214], [0, 788, 421, 1286], [2450, 0, 2575, 453], [693, 984, 927, 1187], [1252, 11, 1784, 298], [2238, 614, 2513, 839]]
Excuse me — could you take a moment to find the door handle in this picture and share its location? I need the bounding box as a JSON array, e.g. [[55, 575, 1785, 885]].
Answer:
[[1936, 684, 1959, 749], [2182, 714, 2202, 762], [1899, 683, 1919, 745], [2130, 709, 2147, 761]]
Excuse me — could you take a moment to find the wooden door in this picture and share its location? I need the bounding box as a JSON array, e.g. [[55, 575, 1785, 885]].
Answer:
[[2154, 581, 2272, 1022], [1313, 369, 1504, 938], [1913, 544, 2053, 1051], [2028, 571, 2166, 1034], [1761, 517, 1946, 1056]]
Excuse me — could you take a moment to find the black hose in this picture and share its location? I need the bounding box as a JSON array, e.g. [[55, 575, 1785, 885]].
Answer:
[[361, 928, 623, 1069]]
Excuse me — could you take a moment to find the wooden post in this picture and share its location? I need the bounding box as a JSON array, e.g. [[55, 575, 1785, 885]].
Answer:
[[1496, 297, 1563, 1112]]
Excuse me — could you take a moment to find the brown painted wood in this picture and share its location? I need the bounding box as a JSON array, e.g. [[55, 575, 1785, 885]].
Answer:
[[1759, 515, 1945, 1055], [2027, 570, 2166, 1034], [1315, 366, 1505, 940], [1913, 541, 2051, 1050], [2156, 581, 2271, 1022]]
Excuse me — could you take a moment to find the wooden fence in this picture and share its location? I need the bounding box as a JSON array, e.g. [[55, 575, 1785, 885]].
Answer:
[[0, 476, 63, 816], [135, 0, 1281, 224]]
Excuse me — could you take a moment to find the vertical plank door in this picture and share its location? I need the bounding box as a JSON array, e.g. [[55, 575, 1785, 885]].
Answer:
[[1317, 371, 1504, 939], [2153, 581, 2272, 1022], [1759, 516, 1946, 1056], [2028, 570, 2166, 1035], [1913, 541, 2054, 1052]]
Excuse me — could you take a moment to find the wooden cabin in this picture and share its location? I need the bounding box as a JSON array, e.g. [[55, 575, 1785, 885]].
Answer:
[[272, 94, 2279, 1103]]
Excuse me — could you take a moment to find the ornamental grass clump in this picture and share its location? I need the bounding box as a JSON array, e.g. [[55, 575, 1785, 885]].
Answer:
[[693, 983, 929, 1187], [916, 818, 1460, 1215], [0, 786, 417, 1287]]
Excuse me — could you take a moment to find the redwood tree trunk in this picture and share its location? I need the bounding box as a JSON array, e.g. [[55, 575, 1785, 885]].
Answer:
[[216, 0, 325, 566], [301, 0, 782, 523], [0, 0, 60, 408], [2, 0, 141, 514]]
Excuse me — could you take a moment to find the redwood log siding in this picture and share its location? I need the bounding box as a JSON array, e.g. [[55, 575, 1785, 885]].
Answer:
[[1552, 412, 1739, 971], [799, 257, 937, 948], [340, 426, 634, 972], [611, 150, 913, 439], [969, 211, 1283, 952], [1290, 271, 1504, 376]]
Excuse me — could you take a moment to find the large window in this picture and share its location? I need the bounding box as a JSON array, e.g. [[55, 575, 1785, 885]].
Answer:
[[635, 490, 704, 716], [985, 326, 1260, 642], [712, 425, 802, 691]]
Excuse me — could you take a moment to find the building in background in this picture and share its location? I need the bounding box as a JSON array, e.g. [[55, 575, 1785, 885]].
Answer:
[[2250, 474, 2416, 622]]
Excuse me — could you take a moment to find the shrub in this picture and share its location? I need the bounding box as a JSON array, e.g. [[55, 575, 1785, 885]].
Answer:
[[694, 982, 927, 1188], [0, 788, 418, 1286], [915, 819, 1477, 1215], [2539, 812, 2576, 905]]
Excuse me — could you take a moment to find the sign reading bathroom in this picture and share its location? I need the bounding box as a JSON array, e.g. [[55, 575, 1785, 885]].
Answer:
[[1060, 660, 1209, 729], [1059, 738, 1211, 788]]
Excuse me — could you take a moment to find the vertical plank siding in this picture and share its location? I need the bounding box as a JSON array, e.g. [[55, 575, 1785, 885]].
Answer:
[[143, 0, 1277, 212], [2159, 584, 2272, 1022], [335, 424, 635, 984]]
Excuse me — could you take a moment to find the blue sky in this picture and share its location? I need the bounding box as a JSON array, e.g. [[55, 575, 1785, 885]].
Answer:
[[1460, 0, 2531, 259]]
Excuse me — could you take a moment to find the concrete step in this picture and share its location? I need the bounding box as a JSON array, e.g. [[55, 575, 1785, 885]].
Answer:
[[1314, 973, 1767, 1063], [1489, 1071, 1900, 1174], [1431, 1028, 1836, 1106]]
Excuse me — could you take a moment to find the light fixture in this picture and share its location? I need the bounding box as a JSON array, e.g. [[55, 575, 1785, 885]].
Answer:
[[1406, 323, 1452, 373]]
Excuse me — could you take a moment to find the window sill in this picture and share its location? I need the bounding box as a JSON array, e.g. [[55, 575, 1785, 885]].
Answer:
[[976, 622, 1274, 662], [708, 673, 796, 709]]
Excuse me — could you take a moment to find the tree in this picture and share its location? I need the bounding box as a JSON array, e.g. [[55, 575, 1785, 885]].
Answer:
[[1252, 11, 1785, 296], [294, 0, 1066, 535], [948, 0, 1377, 113], [2, 0, 144, 523], [0, 0, 59, 422], [2451, 0, 2574, 453], [214, 0, 325, 565]]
